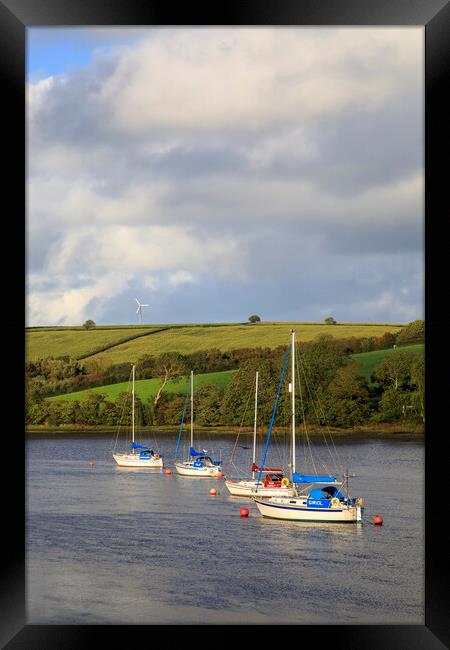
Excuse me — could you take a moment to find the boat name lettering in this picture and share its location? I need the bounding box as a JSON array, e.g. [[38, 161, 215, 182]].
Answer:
[[306, 498, 331, 508]]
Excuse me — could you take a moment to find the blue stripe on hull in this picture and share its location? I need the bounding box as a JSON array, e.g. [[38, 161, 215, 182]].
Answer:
[[256, 500, 343, 513], [262, 514, 359, 523]]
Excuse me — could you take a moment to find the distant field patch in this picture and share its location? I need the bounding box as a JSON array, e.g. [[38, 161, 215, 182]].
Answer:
[[26, 327, 164, 361], [85, 322, 405, 365], [351, 343, 425, 383], [47, 370, 235, 402]]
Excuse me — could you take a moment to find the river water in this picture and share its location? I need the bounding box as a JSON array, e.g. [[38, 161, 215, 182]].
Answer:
[[26, 432, 424, 624]]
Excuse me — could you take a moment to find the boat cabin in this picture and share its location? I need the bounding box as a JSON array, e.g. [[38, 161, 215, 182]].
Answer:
[[309, 485, 345, 500], [139, 448, 154, 459], [193, 455, 221, 468], [263, 473, 285, 487]]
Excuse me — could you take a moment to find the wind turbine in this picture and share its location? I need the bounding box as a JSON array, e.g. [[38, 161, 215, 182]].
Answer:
[[135, 298, 149, 324]]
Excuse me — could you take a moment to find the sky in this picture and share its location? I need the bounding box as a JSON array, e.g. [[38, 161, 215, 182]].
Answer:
[[26, 27, 424, 326]]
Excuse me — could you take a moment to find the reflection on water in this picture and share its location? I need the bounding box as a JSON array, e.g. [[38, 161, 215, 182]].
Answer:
[[26, 433, 424, 624]]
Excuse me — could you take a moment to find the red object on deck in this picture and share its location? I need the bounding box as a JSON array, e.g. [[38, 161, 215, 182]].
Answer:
[[217, 472, 223, 478], [240, 508, 249, 517], [263, 473, 284, 487], [165, 468, 172, 475], [251, 463, 283, 473], [373, 514, 383, 525]]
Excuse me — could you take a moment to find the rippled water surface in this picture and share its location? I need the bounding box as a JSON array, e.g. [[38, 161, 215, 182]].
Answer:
[[26, 432, 424, 624]]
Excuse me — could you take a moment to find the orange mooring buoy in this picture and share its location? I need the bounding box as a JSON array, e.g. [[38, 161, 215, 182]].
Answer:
[[165, 468, 172, 475], [210, 488, 217, 496], [240, 507, 249, 517], [372, 514, 383, 525]]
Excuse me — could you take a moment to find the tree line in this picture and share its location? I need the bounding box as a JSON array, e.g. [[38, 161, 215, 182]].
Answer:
[[26, 326, 425, 429], [25, 320, 424, 400]]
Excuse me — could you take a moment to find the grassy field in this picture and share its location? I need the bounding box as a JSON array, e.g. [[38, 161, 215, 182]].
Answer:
[[47, 342, 424, 402], [350, 343, 424, 383], [27, 321, 406, 364], [25, 327, 166, 361], [47, 369, 235, 402]]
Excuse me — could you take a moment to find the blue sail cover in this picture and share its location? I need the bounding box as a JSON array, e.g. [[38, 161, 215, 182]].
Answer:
[[309, 486, 345, 500], [131, 442, 150, 451], [293, 472, 337, 483], [190, 447, 220, 465], [190, 447, 208, 457]]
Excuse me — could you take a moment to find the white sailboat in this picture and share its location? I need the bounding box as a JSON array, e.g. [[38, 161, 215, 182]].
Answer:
[[113, 364, 163, 468], [253, 330, 364, 523], [174, 370, 222, 477], [225, 371, 295, 497]]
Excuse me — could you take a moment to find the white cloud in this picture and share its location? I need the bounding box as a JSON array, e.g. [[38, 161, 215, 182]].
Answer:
[[44, 225, 244, 278], [26, 272, 130, 326], [99, 28, 422, 133], [168, 270, 196, 287], [350, 290, 420, 322], [27, 27, 424, 325]]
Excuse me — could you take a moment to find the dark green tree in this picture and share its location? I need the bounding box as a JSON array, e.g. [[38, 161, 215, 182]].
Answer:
[[297, 335, 349, 396], [410, 355, 425, 423], [153, 393, 185, 426], [79, 393, 106, 425], [371, 351, 418, 391], [396, 319, 424, 345], [221, 358, 280, 426], [83, 319, 96, 329], [322, 364, 371, 427], [374, 386, 414, 422], [195, 385, 225, 426]]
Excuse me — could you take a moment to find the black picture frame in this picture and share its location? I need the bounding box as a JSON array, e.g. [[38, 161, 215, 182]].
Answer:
[[1, 0, 448, 647]]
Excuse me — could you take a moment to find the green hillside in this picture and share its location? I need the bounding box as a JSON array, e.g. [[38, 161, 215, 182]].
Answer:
[[25, 326, 166, 361], [47, 342, 424, 403], [27, 321, 406, 364], [47, 369, 235, 402], [350, 343, 424, 383]]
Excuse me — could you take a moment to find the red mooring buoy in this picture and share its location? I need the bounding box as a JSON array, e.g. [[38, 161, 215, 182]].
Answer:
[[372, 514, 383, 525], [210, 488, 217, 496], [165, 468, 172, 475], [240, 507, 249, 517]]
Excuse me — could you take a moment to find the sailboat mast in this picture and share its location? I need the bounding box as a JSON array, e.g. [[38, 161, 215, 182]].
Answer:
[[132, 364, 135, 451], [291, 330, 296, 476], [190, 370, 194, 449], [252, 371, 259, 479]]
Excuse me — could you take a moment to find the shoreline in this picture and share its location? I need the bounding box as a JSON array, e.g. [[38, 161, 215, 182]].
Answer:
[[26, 423, 424, 437]]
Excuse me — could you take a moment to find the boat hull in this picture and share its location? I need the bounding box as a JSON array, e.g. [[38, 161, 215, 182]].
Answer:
[[254, 497, 363, 523], [225, 479, 295, 498], [175, 462, 222, 477], [113, 453, 163, 468]]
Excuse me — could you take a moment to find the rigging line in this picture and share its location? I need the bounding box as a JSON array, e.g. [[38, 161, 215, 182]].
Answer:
[[113, 371, 133, 453], [308, 377, 346, 477], [296, 358, 320, 477], [269, 429, 289, 473], [296, 348, 332, 476], [230, 458, 245, 478], [297, 348, 338, 476], [300, 354, 346, 478], [174, 382, 190, 460], [256, 345, 290, 489], [228, 374, 254, 466], [295, 346, 319, 476], [293, 346, 317, 474]]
